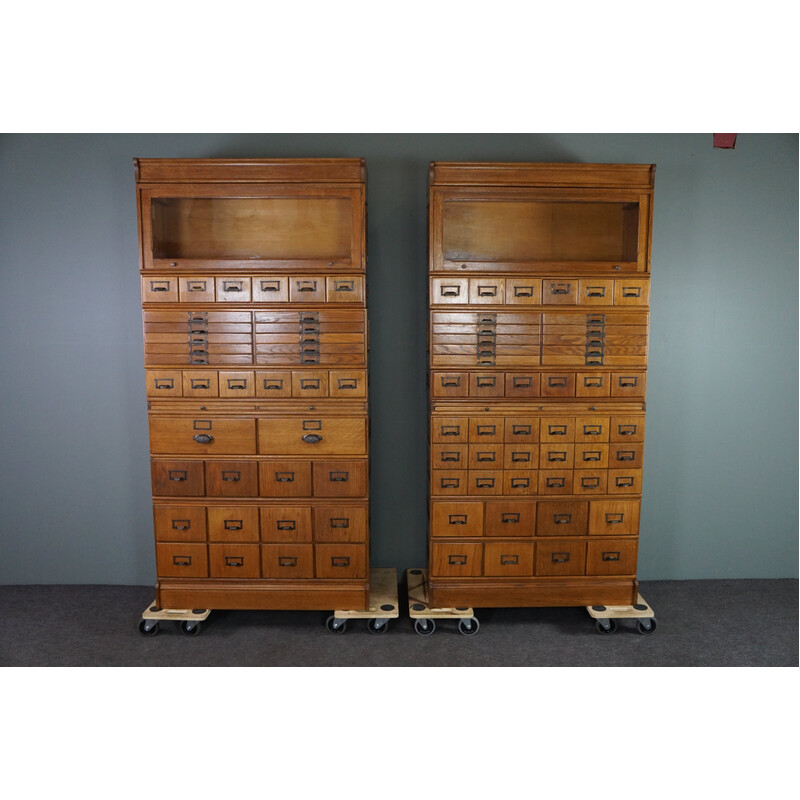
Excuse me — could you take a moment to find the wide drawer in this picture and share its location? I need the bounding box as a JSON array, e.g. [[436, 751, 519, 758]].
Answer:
[[149, 417, 256, 455], [258, 417, 367, 455]]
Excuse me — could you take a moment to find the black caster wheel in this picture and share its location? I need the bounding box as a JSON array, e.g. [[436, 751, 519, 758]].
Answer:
[[414, 618, 436, 636], [636, 618, 657, 635], [180, 621, 201, 636], [366, 618, 389, 635], [595, 618, 617, 635], [458, 617, 480, 636], [325, 615, 347, 634], [138, 619, 159, 637]]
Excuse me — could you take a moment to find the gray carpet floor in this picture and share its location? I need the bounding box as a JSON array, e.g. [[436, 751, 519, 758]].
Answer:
[[0, 578, 796, 667]]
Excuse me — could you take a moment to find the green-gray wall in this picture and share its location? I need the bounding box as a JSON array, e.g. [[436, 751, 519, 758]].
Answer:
[[0, 133, 796, 584]]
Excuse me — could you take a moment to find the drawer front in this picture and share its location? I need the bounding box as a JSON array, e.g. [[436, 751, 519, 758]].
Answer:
[[607, 469, 643, 495], [153, 505, 207, 542], [589, 500, 640, 535], [260, 506, 313, 543], [469, 278, 505, 304], [315, 544, 367, 579], [205, 460, 259, 497], [431, 444, 467, 470], [289, 276, 325, 303], [505, 373, 540, 398], [261, 544, 314, 578], [574, 444, 609, 469], [576, 373, 611, 397], [431, 543, 483, 577], [216, 277, 252, 302], [468, 470, 503, 496], [614, 279, 649, 306], [431, 470, 468, 496], [149, 417, 256, 455], [252, 276, 288, 303], [151, 460, 205, 496], [610, 443, 645, 469], [142, 276, 178, 302], [209, 543, 261, 578], [575, 416, 610, 442], [542, 279, 577, 305], [611, 372, 646, 398], [313, 506, 368, 543], [431, 278, 468, 305], [431, 417, 468, 443], [258, 417, 366, 456], [156, 543, 208, 578], [470, 373, 504, 398], [540, 417, 574, 442], [312, 461, 367, 497], [505, 279, 541, 305], [483, 541, 534, 577], [541, 372, 575, 398], [431, 502, 484, 537], [502, 470, 536, 495], [503, 444, 538, 469], [504, 417, 538, 443], [468, 444, 503, 470], [431, 372, 469, 398], [179, 276, 215, 302], [146, 370, 182, 397], [469, 417, 504, 443], [182, 370, 219, 397], [578, 279, 613, 305], [329, 370, 367, 398], [535, 540, 587, 577], [259, 460, 312, 497], [255, 370, 292, 398], [539, 443, 574, 469], [587, 539, 638, 575], [610, 416, 646, 442], [485, 501, 536, 537], [327, 276, 364, 303], [292, 370, 329, 398], [572, 469, 609, 496], [207, 506, 260, 542], [219, 370, 255, 398], [538, 470, 573, 495], [536, 501, 589, 536]]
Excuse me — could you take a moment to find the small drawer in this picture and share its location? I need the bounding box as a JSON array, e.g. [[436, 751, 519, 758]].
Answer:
[[258, 418, 367, 456], [578, 279, 614, 305], [610, 443, 645, 469], [216, 277, 252, 302], [502, 471, 537, 495], [535, 540, 586, 577], [539, 418, 575, 442], [431, 502, 484, 537], [151, 460, 204, 497], [313, 506, 368, 543], [149, 417, 257, 455], [290, 277, 325, 303], [469, 373, 504, 398], [542, 279, 577, 305], [179, 276, 215, 302], [156, 543, 208, 578], [315, 544, 367, 579], [469, 278, 505, 304], [431, 444, 467, 469], [504, 418, 538, 444], [182, 370, 219, 398], [153, 505, 207, 542], [431, 278, 468, 304], [538, 470, 573, 495], [614, 279, 650, 306], [329, 370, 367, 398], [468, 470, 503, 495], [292, 370, 329, 398], [209, 543, 261, 578], [207, 506, 260, 542], [260, 506, 313, 543], [431, 543, 483, 578], [146, 370, 182, 397], [587, 539, 638, 575], [536, 501, 588, 536], [607, 469, 643, 495], [589, 500, 640, 535], [432, 470, 468, 496], [219, 370, 255, 398], [611, 372, 646, 398], [259, 460, 312, 497], [468, 444, 503, 470], [483, 541, 534, 577], [255, 370, 292, 398], [327, 276, 364, 303], [505, 279, 541, 305], [261, 544, 314, 578], [572, 470, 608, 495], [575, 416, 610, 443], [252, 277, 289, 303], [142, 276, 178, 302], [485, 502, 536, 537], [205, 461, 259, 497], [505, 373, 540, 398], [503, 444, 538, 469], [610, 416, 646, 442], [576, 373, 611, 398], [431, 372, 468, 398], [469, 418, 504, 443], [431, 417, 468, 443], [539, 444, 574, 469], [574, 444, 609, 469], [312, 460, 367, 497], [541, 373, 575, 398]]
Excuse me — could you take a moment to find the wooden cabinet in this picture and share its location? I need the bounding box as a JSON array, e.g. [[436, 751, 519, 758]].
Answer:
[[135, 158, 370, 611], [427, 162, 654, 608]]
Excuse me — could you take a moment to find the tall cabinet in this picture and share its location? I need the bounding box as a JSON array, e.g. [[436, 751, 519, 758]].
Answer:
[[135, 158, 370, 612], [427, 162, 654, 610]]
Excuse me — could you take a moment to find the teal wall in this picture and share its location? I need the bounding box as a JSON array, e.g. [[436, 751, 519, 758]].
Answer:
[[0, 133, 796, 584]]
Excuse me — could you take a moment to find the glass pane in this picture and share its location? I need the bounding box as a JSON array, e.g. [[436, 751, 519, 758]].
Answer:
[[151, 197, 352, 260], [443, 200, 640, 263]]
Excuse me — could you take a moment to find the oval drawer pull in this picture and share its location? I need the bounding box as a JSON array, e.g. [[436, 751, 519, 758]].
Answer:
[[193, 434, 214, 444], [302, 434, 323, 444]]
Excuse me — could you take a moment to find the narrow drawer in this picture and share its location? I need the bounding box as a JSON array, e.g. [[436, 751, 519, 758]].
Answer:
[[538, 470, 573, 495], [153, 505, 206, 542], [327, 276, 364, 303], [614, 279, 650, 306], [539, 443, 574, 469], [607, 469, 643, 495], [505, 279, 541, 305], [179, 276, 215, 302], [540, 417, 574, 442], [261, 544, 314, 578], [315, 544, 367, 579], [431, 470, 468, 496], [575, 417, 610, 442], [151, 460, 204, 497], [469, 418, 504, 443], [572, 470, 608, 496], [542, 279, 577, 305], [431, 417, 468, 443], [219, 371, 255, 398], [431, 278, 468, 305], [146, 370, 182, 397], [205, 461, 259, 497], [578, 279, 614, 305], [209, 543, 261, 578], [255, 370, 292, 398], [431, 543, 483, 577], [611, 372, 646, 398], [576, 373, 611, 398], [207, 506, 260, 542], [541, 373, 575, 398], [483, 541, 534, 577], [142, 276, 178, 302], [259, 460, 312, 497], [292, 370, 329, 398], [574, 444, 609, 469], [149, 417, 257, 455], [312, 460, 367, 497], [470, 373, 504, 398], [216, 277, 252, 302], [313, 506, 368, 543], [535, 540, 586, 577], [610, 443, 645, 469], [329, 370, 367, 398], [156, 543, 208, 578], [504, 444, 537, 469], [587, 539, 638, 575], [431, 502, 484, 537], [431, 372, 468, 398], [536, 500, 588, 536], [505, 373, 540, 398], [485, 501, 535, 537], [289, 276, 325, 303], [589, 500, 640, 535], [610, 416, 646, 442], [258, 417, 366, 456], [469, 278, 505, 304], [252, 277, 288, 302], [468, 471, 503, 495], [504, 418, 538, 443], [468, 444, 503, 470], [431, 444, 467, 469], [182, 371, 219, 398], [260, 506, 313, 543], [502, 471, 536, 495]]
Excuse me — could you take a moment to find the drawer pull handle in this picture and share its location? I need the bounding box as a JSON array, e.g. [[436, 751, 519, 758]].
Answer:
[[193, 434, 214, 444], [622, 287, 642, 297], [514, 286, 534, 297], [300, 379, 320, 390], [548, 426, 567, 436], [155, 380, 174, 389], [441, 376, 462, 387], [263, 382, 284, 390], [302, 434, 323, 444], [190, 380, 210, 390], [221, 472, 240, 482], [441, 478, 460, 488], [476, 377, 496, 387], [476, 425, 496, 436], [168, 471, 187, 482], [329, 471, 349, 482], [260, 281, 281, 291], [547, 452, 567, 462], [615, 477, 634, 487], [586, 286, 606, 297], [224, 520, 243, 531], [441, 285, 461, 297], [476, 478, 495, 488], [150, 285, 169, 292], [553, 514, 572, 524], [477, 285, 497, 296], [275, 472, 294, 482], [511, 452, 530, 462], [602, 551, 621, 562], [173, 556, 191, 566], [548, 377, 567, 387], [618, 425, 638, 436], [296, 282, 318, 292], [581, 478, 600, 489], [334, 280, 354, 292], [448, 555, 467, 565], [500, 555, 519, 565], [277, 520, 296, 531], [616, 451, 635, 461], [584, 378, 604, 387], [512, 425, 531, 436], [546, 478, 566, 488], [619, 377, 638, 387], [172, 520, 190, 530], [582, 453, 601, 462], [222, 283, 243, 292], [448, 515, 467, 525], [477, 453, 496, 462], [227, 381, 247, 390], [587, 315, 606, 324], [279, 557, 297, 567], [551, 552, 570, 563], [501, 513, 520, 524], [512, 377, 532, 388], [330, 518, 350, 529], [331, 557, 351, 567], [511, 479, 530, 488], [187, 281, 207, 291], [550, 283, 571, 295], [440, 452, 461, 462], [605, 514, 625, 524], [441, 426, 460, 436], [337, 379, 358, 389], [225, 557, 244, 567]]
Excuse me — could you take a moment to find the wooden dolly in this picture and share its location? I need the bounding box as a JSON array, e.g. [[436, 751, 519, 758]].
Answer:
[[586, 593, 657, 635], [406, 568, 479, 636], [138, 603, 210, 637], [326, 567, 400, 634]]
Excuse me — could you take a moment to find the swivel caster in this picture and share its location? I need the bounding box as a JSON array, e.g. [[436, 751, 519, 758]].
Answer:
[[636, 618, 657, 635], [414, 618, 436, 636], [325, 615, 348, 634], [138, 619, 159, 637], [180, 620, 202, 636], [595, 618, 617, 635], [366, 618, 389, 635], [458, 617, 480, 636]]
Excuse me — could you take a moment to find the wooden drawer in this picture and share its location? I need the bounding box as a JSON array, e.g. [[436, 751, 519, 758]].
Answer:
[[578, 279, 614, 305], [484, 541, 534, 577], [469, 417, 504, 443], [574, 444, 609, 469], [312, 460, 367, 497], [572, 470, 608, 496], [219, 371, 255, 398], [252, 276, 288, 302], [502, 471, 536, 495], [292, 370, 329, 398], [485, 501, 536, 537], [431, 417, 468, 443], [431, 278, 468, 305], [431, 444, 467, 470], [607, 469, 643, 495], [610, 416, 645, 442], [261, 544, 314, 578], [503, 444, 537, 469], [327, 276, 364, 303], [468, 444, 503, 470], [207, 506, 260, 542], [216, 277, 252, 302], [313, 506, 368, 543], [469, 373, 504, 398], [180, 371, 218, 397], [505, 278, 541, 305], [255, 371, 292, 398], [610, 443, 645, 469], [431, 502, 484, 537], [536, 501, 588, 536], [260, 506, 313, 543], [142, 276, 178, 302], [539, 443, 574, 469], [432, 470, 468, 495], [149, 417, 256, 455], [535, 540, 586, 577], [156, 543, 208, 578], [504, 417, 538, 443], [153, 505, 207, 542], [589, 500, 640, 535], [468, 470, 503, 495], [431, 372, 468, 398], [259, 460, 312, 497], [538, 470, 573, 495], [542, 279, 577, 304], [205, 460, 259, 497], [540, 417, 574, 442], [576, 373, 611, 398], [469, 278, 504, 304], [611, 372, 646, 397], [541, 372, 575, 398], [289, 276, 325, 303], [258, 417, 366, 456], [179, 276, 215, 302], [575, 416, 610, 442], [151, 460, 204, 496], [431, 543, 483, 577], [146, 370, 182, 397], [209, 543, 261, 578], [315, 544, 367, 579], [505, 373, 540, 398], [587, 539, 638, 575], [614, 279, 649, 306], [329, 370, 367, 398]]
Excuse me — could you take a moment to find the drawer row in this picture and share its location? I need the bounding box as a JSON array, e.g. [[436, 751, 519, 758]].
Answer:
[[433, 442, 643, 469], [146, 369, 367, 399], [156, 542, 367, 580], [431, 499, 640, 538], [431, 277, 649, 307], [430, 370, 645, 399], [154, 503, 367, 543], [143, 275, 365, 304], [152, 459, 367, 498], [431, 539, 637, 578]]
